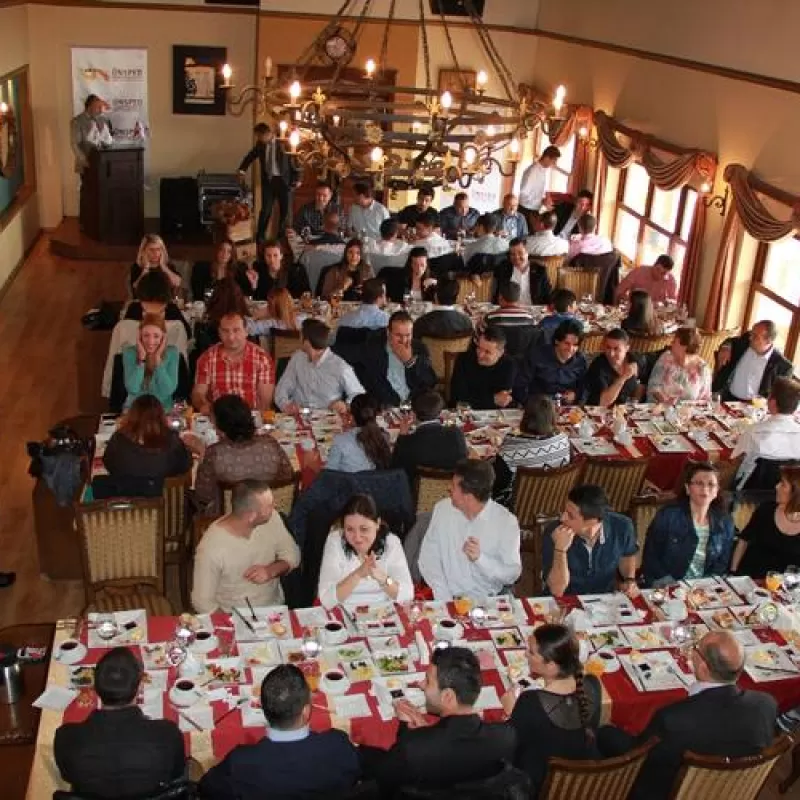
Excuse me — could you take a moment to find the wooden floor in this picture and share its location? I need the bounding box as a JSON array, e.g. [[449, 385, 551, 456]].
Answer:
[[1, 238, 799, 799]]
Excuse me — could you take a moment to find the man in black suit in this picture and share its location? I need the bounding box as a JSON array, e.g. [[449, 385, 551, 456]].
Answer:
[[353, 310, 437, 408], [450, 326, 516, 410], [200, 664, 360, 799], [54, 648, 186, 799], [413, 278, 473, 339], [493, 238, 552, 305], [713, 320, 794, 401], [392, 389, 468, 485], [553, 188, 593, 237], [238, 122, 300, 241], [360, 646, 517, 798], [600, 631, 778, 800]]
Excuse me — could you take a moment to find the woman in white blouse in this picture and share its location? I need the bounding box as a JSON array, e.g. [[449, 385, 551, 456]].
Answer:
[[318, 493, 414, 609]]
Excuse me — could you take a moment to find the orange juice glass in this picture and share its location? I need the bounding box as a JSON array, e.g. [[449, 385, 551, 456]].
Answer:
[[301, 661, 320, 692], [453, 596, 473, 616], [585, 657, 606, 678], [766, 572, 783, 593]]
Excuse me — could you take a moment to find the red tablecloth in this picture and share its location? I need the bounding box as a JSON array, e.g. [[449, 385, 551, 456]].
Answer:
[[60, 597, 800, 766]]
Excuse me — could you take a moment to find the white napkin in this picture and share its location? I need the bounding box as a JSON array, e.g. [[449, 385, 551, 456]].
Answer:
[[33, 685, 78, 711], [415, 631, 430, 666]]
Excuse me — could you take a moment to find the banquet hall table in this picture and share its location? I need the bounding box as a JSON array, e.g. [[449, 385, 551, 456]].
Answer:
[[25, 582, 800, 798]]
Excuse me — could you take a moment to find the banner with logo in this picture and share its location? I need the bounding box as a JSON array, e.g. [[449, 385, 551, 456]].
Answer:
[[71, 47, 149, 145]]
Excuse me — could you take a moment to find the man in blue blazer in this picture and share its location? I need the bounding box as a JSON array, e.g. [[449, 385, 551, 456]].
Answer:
[[199, 665, 360, 799]]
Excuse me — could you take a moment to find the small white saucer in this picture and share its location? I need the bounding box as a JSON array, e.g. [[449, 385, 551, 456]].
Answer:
[[169, 683, 202, 708], [190, 632, 218, 654], [55, 640, 87, 666], [591, 649, 621, 673], [435, 620, 463, 641], [321, 623, 348, 645], [321, 670, 350, 695]]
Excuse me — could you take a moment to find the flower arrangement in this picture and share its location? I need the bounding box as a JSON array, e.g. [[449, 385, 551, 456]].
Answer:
[[211, 199, 250, 226]]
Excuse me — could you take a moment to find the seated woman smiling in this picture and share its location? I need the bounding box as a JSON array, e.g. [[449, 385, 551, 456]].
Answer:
[[121, 315, 179, 410], [318, 494, 413, 609]]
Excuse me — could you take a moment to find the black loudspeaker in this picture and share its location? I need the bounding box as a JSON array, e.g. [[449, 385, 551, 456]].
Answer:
[[429, 0, 485, 16], [160, 177, 201, 238]]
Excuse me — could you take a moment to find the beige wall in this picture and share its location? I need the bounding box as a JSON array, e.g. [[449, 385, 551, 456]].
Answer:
[[0, 4, 39, 292], [27, 4, 257, 226], [533, 1, 800, 323]]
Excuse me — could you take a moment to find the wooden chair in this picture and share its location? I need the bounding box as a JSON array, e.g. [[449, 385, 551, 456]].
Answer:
[[415, 467, 454, 515], [557, 266, 600, 301], [75, 498, 174, 616], [697, 326, 740, 367], [512, 460, 584, 530], [630, 493, 672, 566], [540, 737, 657, 800], [456, 272, 494, 304], [538, 254, 567, 291], [628, 332, 674, 354], [192, 514, 217, 550], [517, 518, 555, 597], [582, 457, 652, 515], [421, 332, 473, 384], [271, 329, 303, 362], [162, 471, 193, 610], [669, 734, 791, 800], [582, 332, 605, 354]]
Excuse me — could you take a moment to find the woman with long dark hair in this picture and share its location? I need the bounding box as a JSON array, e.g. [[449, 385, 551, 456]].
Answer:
[[320, 238, 374, 301], [191, 238, 249, 301], [385, 246, 438, 303], [642, 461, 734, 586], [622, 289, 661, 336], [102, 394, 191, 484], [123, 269, 192, 339], [317, 493, 413, 608], [501, 623, 601, 795], [326, 394, 391, 473], [248, 287, 305, 336]]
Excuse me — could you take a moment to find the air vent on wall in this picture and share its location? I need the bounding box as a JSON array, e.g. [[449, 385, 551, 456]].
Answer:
[[429, 0, 486, 17]]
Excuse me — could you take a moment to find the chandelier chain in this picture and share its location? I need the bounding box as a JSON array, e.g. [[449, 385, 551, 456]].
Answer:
[[418, 0, 432, 91], [465, 0, 515, 100], [378, 0, 397, 77], [437, 9, 465, 86]]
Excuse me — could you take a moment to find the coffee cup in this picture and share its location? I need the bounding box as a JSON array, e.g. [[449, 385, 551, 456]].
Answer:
[[436, 619, 463, 641], [664, 599, 687, 621], [322, 669, 349, 695], [170, 678, 199, 707], [322, 621, 347, 645]]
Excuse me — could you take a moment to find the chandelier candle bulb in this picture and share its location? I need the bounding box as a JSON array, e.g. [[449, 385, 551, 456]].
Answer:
[[365, 58, 376, 78], [0, 102, 7, 115], [700, 180, 712, 193], [509, 138, 521, 156], [578, 125, 589, 138], [440, 91, 453, 112], [289, 81, 301, 103], [288, 129, 301, 152], [221, 64, 233, 88], [371, 146, 384, 164], [279, 120, 289, 137], [486, 125, 495, 137], [265, 57, 273, 78], [476, 70, 488, 88]]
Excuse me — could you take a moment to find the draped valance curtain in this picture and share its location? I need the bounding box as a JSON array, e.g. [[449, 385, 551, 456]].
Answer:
[[593, 111, 718, 311], [702, 164, 800, 329]]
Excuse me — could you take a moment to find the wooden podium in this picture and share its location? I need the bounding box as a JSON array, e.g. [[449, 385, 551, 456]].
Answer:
[[80, 145, 144, 245]]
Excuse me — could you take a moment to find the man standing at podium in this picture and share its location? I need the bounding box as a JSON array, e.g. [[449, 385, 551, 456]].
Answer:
[[238, 122, 300, 242], [71, 94, 113, 227]]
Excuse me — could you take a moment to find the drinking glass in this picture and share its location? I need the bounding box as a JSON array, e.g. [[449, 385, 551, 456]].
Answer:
[[301, 628, 321, 660], [785, 566, 800, 597], [403, 292, 412, 308], [95, 613, 119, 642], [766, 571, 783, 593], [406, 601, 423, 627], [453, 595, 473, 617]]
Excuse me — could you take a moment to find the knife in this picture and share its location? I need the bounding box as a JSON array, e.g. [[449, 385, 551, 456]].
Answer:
[[233, 606, 256, 635], [338, 604, 357, 633], [178, 710, 203, 732], [246, 597, 258, 622], [214, 697, 247, 725]]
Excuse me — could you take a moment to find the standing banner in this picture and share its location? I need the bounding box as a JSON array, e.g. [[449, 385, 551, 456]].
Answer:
[[71, 47, 149, 146]]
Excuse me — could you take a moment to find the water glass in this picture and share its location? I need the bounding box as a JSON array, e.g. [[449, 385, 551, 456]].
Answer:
[[785, 566, 800, 597], [95, 613, 119, 642], [301, 628, 321, 660]]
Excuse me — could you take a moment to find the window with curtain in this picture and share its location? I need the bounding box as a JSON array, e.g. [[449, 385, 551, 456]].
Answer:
[[744, 236, 800, 369], [611, 162, 698, 284]]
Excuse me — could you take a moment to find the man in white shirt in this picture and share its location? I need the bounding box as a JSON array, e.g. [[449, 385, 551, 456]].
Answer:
[[192, 481, 300, 613], [733, 377, 800, 489], [518, 145, 561, 215], [556, 189, 594, 239], [275, 318, 364, 413], [567, 213, 613, 260], [348, 182, 389, 241], [367, 218, 411, 258], [414, 210, 453, 258], [462, 214, 509, 266], [418, 459, 521, 600], [526, 211, 569, 258]]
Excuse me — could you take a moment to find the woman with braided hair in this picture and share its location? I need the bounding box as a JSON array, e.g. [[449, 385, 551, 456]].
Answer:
[[501, 623, 602, 795]]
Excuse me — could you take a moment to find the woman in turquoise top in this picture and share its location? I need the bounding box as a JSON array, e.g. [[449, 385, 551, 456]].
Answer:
[[121, 314, 179, 410]]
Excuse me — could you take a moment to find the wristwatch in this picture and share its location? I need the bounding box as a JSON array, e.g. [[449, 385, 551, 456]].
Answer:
[[381, 576, 395, 590]]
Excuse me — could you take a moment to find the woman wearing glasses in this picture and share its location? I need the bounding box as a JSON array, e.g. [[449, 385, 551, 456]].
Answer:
[[641, 462, 735, 586]]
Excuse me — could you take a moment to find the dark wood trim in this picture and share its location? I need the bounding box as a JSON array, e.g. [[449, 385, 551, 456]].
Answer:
[[533, 28, 800, 98]]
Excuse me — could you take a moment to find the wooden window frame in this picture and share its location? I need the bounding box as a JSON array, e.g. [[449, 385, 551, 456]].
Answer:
[[743, 240, 800, 364], [611, 165, 694, 279]]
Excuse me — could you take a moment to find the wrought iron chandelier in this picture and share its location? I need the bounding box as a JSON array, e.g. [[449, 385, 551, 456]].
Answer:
[[222, 0, 567, 190]]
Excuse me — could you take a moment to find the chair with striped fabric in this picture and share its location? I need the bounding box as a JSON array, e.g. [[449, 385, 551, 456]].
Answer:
[[582, 332, 605, 355], [697, 326, 740, 368], [538, 254, 567, 292], [557, 267, 600, 301], [421, 333, 473, 386], [75, 498, 174, 616], [540, 737, 657, 800], [668, 735, 791, 800], [582, 457, 652, 515], [628, 332, 674, 354], [271, 329, 303, 362], [512, 460, 585, 530], [162, 470, 193, 609], [456, 272, 494, 304], [192, 514, 217, 550], [415, 467, 454, 515], [220, 477, 298, 518]]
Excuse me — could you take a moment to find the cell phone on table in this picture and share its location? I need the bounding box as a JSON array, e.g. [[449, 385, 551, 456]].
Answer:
[[390, 689, 405, 700], [123, 620, 138, 631]]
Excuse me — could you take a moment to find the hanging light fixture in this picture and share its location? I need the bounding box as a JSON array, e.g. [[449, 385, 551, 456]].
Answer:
[[221, 0, 567, 189]]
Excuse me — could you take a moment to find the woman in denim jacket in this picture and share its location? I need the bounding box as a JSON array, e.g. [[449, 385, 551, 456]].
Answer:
[[642, 462, 735, 587]]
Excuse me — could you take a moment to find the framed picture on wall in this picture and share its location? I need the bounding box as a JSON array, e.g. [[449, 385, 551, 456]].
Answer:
[[437, 68, 476, 98], [172, 45, 227, 115]]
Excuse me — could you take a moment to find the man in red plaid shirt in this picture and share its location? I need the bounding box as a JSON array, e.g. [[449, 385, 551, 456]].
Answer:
[[192, 313, 274, 412]]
